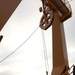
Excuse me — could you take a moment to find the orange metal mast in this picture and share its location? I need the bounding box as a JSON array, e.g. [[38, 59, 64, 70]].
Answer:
[[52, 11, 69, 75], [40, 0, 72, 75]]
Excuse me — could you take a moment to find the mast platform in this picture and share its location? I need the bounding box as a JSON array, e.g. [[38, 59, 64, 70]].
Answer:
[[48, 0, 72, 22]]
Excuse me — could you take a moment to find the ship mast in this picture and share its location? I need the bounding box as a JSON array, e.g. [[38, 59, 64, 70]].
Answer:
[[39, 0, 72, 75]]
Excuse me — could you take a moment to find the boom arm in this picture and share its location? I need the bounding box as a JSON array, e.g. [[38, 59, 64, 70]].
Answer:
[[0, 0, 22, 42]]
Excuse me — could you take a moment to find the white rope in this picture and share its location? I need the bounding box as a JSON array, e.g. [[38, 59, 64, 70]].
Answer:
[[41, 29, 49, 73]]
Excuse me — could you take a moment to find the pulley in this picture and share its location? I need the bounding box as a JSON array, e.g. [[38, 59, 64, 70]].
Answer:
[[40, 6, 53, 30], [39, 0, 54, 30]]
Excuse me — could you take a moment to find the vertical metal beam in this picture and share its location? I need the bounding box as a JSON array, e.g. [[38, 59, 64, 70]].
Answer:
[[51, 11, 69, 75]]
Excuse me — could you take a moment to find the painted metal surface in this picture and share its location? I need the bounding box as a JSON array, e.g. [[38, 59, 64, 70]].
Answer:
[[40, 0, 72, 75], [0, 0, 22, 31], [51, 11, 69, 75]]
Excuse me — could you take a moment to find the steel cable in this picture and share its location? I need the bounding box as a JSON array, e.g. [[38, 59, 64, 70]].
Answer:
[[0, 26, 39, 63]]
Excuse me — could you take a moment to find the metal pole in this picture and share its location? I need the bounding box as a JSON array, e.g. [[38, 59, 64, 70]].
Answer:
[[51, 11, 69, 75]]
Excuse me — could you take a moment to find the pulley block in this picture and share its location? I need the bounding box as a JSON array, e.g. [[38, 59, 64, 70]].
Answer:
[[39, 6, 54, 30]]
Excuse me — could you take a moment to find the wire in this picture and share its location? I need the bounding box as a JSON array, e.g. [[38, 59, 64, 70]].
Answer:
[[41, 29, 49, 72], [0, 26, 39, 63]]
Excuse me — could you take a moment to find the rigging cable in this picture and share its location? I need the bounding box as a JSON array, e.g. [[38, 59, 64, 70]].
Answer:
[[0, 26, 39, 63], [41, 29, 49, 75]]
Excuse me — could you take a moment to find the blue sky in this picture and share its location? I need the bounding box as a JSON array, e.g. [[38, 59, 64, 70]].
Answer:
[[0, 0, 75, 75]]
